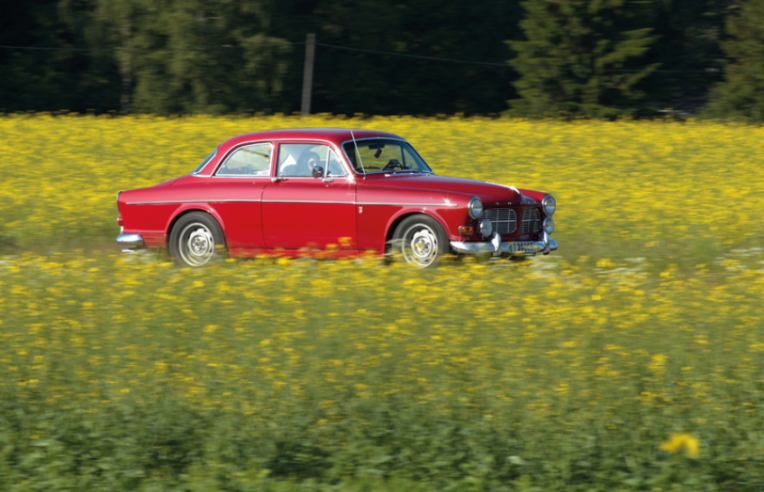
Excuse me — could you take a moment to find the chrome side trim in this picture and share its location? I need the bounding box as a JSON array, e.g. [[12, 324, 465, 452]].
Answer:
[[356, 201, 459, 207], [262, 200, 355, 205], [125, 199, 459, 207], [211, 173, 271, 178], [263, 200, 455, 206], [117, 233, 145, 249], [126, 199, 262, 205]]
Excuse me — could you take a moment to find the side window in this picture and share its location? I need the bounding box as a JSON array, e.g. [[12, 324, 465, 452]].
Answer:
[[278, 144, 345, 177], [326, 149, 346, 177], [401, 147, 418, 169], [217, 143, 272, 176]]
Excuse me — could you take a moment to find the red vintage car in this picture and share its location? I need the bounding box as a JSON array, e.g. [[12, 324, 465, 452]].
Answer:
[[116, 128, 557, 267]]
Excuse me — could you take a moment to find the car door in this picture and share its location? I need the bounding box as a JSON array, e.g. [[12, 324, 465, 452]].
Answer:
[[208, 141, 273, 251], [261, 142, 357, 250]]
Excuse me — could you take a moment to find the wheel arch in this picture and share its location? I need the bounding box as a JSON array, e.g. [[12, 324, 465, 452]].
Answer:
[[165, 206, 227, 248], [384, 210, 449, 253]]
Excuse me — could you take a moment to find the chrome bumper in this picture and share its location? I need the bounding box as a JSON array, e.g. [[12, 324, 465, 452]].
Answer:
[[116, 232, 145, 251], [450, 232, 558, 257]]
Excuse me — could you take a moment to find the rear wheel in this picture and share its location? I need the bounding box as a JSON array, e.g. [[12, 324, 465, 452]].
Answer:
[[168, 212, 226, 266], [393, 215, 449, 268]]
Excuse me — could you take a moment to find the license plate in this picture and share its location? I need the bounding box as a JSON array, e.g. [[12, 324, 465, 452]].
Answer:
[[514, 242, 538, 253]]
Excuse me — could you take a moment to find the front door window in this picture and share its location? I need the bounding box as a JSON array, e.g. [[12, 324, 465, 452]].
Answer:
[[277, 144, 344, 178]]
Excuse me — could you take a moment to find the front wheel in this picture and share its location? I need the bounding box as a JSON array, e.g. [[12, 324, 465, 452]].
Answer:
[[393, 215, 449, 268], [168, 212, 226, 266]]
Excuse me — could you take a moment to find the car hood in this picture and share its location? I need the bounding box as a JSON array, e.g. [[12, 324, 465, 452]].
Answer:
[[366, 174, 524, 204]]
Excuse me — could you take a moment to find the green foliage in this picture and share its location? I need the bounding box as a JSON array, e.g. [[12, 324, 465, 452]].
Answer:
[[2, 250, 764, 491], [278, 0, 523, 115], [508, 0, 659, 118], [0, 0, 121, 113], [84, 0, 292, 115], [644, 0, 729, 113], [0, 0, 754, 116], [704, 0, 764, 121]]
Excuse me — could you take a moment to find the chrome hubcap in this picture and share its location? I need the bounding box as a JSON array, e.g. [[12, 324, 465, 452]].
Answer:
[[179, 223, 215, 266], [402, 224, 438, 267]]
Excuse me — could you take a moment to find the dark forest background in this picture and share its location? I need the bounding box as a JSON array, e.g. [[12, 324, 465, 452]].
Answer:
[[2, 0, 764, 119]]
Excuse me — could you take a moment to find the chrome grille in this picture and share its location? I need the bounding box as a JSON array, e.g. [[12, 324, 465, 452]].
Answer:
[[480, 208, 516, 234], [521, 208, 541, 234]]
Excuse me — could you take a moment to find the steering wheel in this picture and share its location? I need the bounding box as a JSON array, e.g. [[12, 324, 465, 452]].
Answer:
[[382, 159, 405, 171]]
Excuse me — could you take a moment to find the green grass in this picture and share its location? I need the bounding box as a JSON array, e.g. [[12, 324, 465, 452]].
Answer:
[[1, 251, 764, 491], [2, 116, 764, 490]]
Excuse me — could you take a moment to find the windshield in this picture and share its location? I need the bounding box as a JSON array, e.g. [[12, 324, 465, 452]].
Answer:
[[191, 149, 217, 175], [342, 139, 432, 174]]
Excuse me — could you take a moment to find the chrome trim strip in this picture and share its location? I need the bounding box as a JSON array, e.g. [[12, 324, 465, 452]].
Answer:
[[268, 175, 350, 180], [211, 173, 271, 178], [356, 202, 459, 207], [116, 233, 145, 249], [126, 199, 262, 205], [126, 199, 459, 207], [262, 200, 354, 205]]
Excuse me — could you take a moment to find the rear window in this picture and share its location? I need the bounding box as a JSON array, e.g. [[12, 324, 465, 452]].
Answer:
[[190, 149, 217, 175]]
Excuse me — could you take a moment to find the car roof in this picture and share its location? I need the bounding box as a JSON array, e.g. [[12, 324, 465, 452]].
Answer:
[[195, 128, 407, 175], [220, 128, 404, 150]]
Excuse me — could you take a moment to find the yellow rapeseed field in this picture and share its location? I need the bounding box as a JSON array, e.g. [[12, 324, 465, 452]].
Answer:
[[1, 115, 763, 491]]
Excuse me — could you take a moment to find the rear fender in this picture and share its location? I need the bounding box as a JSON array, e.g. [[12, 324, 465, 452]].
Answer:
[[165, 204, 227, 245]]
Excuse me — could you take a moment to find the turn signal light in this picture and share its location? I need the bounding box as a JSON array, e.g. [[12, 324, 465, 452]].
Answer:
[[117, 216, 124, 226], [458, 226, 474, 235]]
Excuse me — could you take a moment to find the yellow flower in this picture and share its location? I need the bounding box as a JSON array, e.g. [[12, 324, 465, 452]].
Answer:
[[660, 432, 700, 458]]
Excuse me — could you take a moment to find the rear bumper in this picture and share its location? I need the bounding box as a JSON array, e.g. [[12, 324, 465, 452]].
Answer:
[[116, 232, 145, 251], [450, 231, 558, 257]]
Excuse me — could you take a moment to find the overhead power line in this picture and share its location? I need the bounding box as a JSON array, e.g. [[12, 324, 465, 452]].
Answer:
[[0, 42, 303, 52], [314, 42, 508, 67], [0, 41, 744, 73]]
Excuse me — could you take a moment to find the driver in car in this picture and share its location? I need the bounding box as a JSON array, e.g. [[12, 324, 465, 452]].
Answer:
[[282, 151, 322, 177]]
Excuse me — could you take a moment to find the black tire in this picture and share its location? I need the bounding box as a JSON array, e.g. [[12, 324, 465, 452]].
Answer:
[[392, 215, 449, 268], [168, 212, 226, 267]]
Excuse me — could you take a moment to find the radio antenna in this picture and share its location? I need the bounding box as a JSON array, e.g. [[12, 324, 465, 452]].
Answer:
[[350, 129, 366, 179]]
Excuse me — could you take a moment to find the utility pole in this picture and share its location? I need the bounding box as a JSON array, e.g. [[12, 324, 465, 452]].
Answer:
[[301, 33, 316, 117]]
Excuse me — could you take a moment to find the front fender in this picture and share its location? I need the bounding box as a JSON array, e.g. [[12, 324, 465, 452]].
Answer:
[[383, 206, 458, 245]]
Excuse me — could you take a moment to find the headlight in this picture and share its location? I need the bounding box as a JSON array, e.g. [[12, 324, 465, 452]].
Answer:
[[542, 194, 556, 216], [468, 196, 483, 220], [543, 217, 555, 235], [479, 218, 493, 237]]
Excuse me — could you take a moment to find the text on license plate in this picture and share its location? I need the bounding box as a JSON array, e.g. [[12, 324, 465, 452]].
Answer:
[[514, 242, 538, 253]]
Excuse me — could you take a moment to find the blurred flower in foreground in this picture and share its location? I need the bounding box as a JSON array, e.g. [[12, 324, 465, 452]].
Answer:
[[660, 432, 700, 458]]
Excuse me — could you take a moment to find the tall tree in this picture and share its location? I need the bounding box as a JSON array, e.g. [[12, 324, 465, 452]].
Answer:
[[266, 0, 523, 115], [507, 0, 658, 118], [704, 0, 764, 121], [0, 0, 119, 112], [642, 0, 730, 113], [86, 0, 291, 115]]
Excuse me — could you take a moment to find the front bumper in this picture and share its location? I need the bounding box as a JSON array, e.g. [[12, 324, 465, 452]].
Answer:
[[116, 232, 145, 252], [450, 231, 558, 257]]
